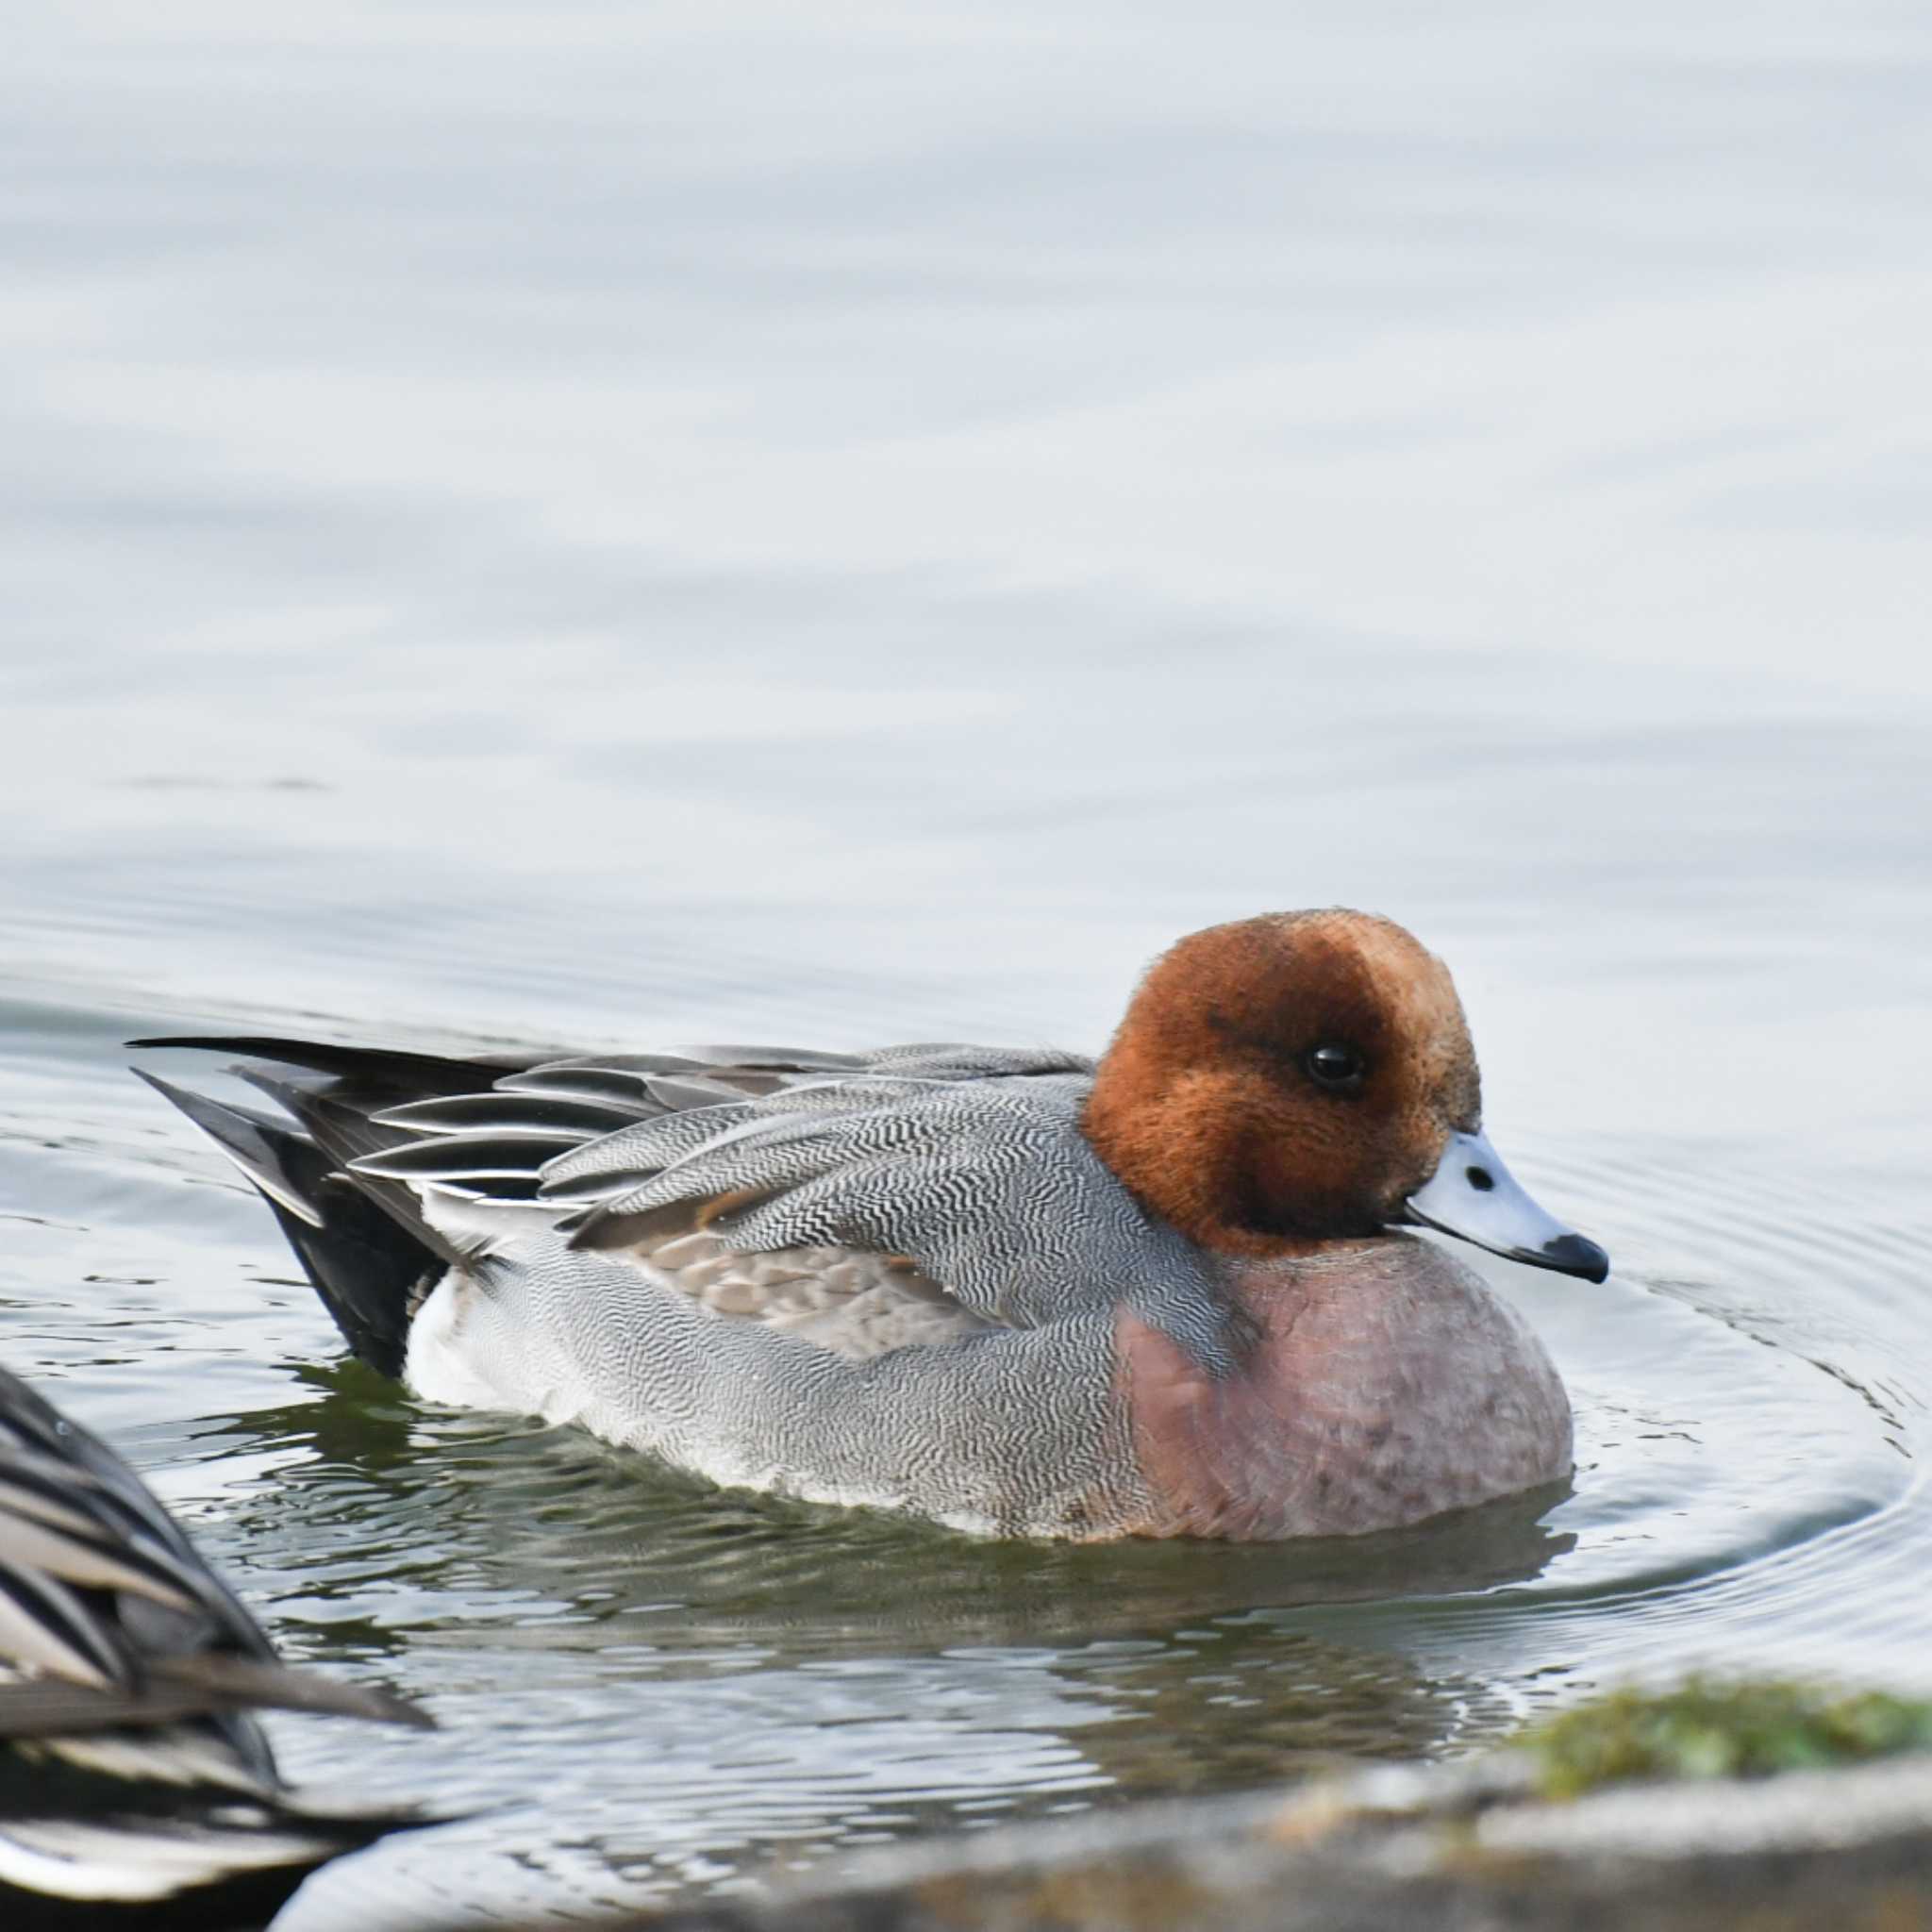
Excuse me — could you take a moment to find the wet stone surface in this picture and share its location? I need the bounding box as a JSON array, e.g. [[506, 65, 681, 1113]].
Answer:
[[634, 1751, 1932, 1932]]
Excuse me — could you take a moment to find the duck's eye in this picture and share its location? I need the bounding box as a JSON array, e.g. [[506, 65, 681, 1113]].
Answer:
[[1304, 1042, 1366, 1091]]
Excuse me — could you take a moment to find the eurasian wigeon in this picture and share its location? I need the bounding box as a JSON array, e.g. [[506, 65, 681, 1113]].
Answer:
[[133, 909, 1607, 1541], [0, 1360, 429, 1924]]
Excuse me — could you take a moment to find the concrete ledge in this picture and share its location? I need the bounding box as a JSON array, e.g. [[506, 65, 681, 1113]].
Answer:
[[629, 1749, 1932, 1932]]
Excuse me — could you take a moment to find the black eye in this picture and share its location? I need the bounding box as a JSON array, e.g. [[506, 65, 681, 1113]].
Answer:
[[1304, 1042, 1365, 1091]]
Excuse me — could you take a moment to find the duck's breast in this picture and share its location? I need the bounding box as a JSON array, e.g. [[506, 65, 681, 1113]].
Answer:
[[1114, 1235, 1572, 1539]]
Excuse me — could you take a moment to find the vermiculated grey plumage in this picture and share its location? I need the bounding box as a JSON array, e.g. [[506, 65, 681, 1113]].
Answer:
[[133, 1040, 1240, 1534]]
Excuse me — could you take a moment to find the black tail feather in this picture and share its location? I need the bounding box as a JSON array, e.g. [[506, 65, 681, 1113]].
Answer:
[[228, 1072, 475, 1271], [132, 1058, 484, 1380], [126, 1034, 540, 1102], [259, 1183, 437, 1381]]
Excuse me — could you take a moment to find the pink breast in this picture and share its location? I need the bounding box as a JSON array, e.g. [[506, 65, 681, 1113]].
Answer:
[[1113, 1239, 1572, 1540]]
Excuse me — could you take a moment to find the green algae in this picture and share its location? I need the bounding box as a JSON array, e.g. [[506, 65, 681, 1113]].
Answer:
[[1519, 1679, 1932, 1799]]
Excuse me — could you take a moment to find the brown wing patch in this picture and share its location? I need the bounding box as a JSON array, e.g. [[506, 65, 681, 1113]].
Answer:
[[620, 1209, 993, 1362]]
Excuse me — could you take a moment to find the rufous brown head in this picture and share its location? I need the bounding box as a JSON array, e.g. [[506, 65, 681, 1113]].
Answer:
[[1082, 910, 1607, 1279]]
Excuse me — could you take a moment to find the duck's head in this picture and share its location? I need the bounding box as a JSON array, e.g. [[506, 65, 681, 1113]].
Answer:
[[1082, 909, 1608, 1281]]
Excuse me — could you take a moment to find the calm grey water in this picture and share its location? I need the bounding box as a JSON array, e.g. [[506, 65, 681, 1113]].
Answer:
[[4, 4, 1930, 1925]]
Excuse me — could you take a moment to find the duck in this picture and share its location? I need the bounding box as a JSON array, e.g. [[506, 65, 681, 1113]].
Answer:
[[132, 908, 1608, 1542], [0, 1359, 432, 1929]]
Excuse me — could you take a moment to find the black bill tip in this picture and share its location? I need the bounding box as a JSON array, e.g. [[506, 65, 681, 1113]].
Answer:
[[1527, 1231, 1611, 1284]]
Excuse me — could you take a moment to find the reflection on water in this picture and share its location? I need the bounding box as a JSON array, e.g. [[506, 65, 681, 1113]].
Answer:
[[189, 1361, 1580, 1657], [3, 1, 1931, 1925]]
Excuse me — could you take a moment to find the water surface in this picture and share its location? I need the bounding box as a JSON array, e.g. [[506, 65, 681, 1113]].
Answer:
[[3, 4, 1929, 1924]]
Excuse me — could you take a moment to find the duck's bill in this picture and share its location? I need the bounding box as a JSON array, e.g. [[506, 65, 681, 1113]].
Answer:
[[1400, 1128, 1609, 1282]]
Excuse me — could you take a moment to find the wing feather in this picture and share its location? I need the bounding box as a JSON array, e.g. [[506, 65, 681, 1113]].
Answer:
[[371, 1092, 647, 1140], [541, 1064, 1204, 1335]]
